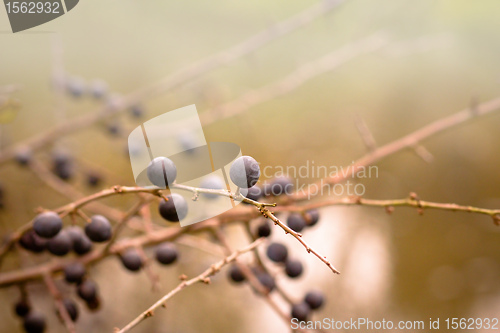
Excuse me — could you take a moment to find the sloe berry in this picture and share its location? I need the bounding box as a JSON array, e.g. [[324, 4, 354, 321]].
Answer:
[[304, 290, 325, 310], [23, 311, 46, 333], [14, 300, 31, 317], [256, 272, 275, 292], [46, 230, 72, 256], [287, 213, 306, 232], [155, 242, 178, 265], [268, 176, 294, 196], [67, 226, 93, 255], [147, 156, 177, 188], [291, 302, 311, 322], [60, 298, 78, 322], [228, 265, 246, 283], [85, 215, 112, 242], [244, 185, 262, 201], [285, 259, 304, 278], [158, 194, 188, 222], [256, 221, 272, 238], [266, 243, 288, 263], [305, 209, 320, 227], [33, 211, 62, 238], [229, 156, 260, 188], [120, 249, 143, 272], [64, 262, 86, 284], [19, 229, 47, 253], [77, 279, 98, 302]]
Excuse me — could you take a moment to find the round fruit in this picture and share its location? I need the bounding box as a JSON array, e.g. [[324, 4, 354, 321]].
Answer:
[[19, 230, 47, 253], [199, 175, 225, 199], [304, 290, 325, 310], [129, 104, 144, 118], [14, 300, 31, 317], [256, 221, 272, 238], [61, 298, 79, 322], [268, 176, 294, 196], [46, 230, 72, 256], [305, 209, 320, 227], [23, 311, 46, 333], [147, 156, 177, 188], [51, 151, 73, 181], [158, 194, 188, 222], [244, 185, 262, 201], [285, 259, 304, 278], [86, 173, 102, 187], [85, 296, 101, 311], [85, 215, 112, 242], [33, 212, 62, 238], [228, 265, 245, 283], [64, 262, 86, 284], [287, 213, 306, 232], [155, 243, 178, 265], [77, 280, 98, 302], [67, 226, 93, 255], [266, 243, 288, 263], [229, 156, 260, 188], [256, 272, 275, 293], [291, 302, 311, 322], [120, 249, 143, 272]]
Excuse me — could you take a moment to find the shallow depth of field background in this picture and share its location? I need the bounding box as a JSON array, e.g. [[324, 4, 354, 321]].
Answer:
[[1, 0, 500, 332]]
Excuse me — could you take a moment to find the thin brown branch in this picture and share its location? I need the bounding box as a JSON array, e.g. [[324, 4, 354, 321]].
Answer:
[[114, 237, 265, 333], [43, 273, 76, 333]]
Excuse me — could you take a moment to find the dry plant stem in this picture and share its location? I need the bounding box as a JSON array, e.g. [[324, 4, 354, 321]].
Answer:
[[136, 246, 161, 292], [114, 238, 266, 333], [200, 32, 389, 126], [275, 196, 500, 222], [293, 96, 500, 201], [0, 0, 345, 165], [43, 273, 76, 333]]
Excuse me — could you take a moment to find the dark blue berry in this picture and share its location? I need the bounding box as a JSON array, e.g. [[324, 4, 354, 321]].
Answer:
[[120, 249, 143, 272], [268, 176, 294, 196], [147, 156, 177, 188], [285, 259, 304, 278], [244, 185, 262, 201], [256, 221, 272, 238], [23, 311, 46, 333], [158, 194, 188, 222], [228, 265, 246, 283], [19, 230, 47, 253], [266, 243, 288, 263], [129, 104, 144, 118], [229, 156, 260, 188], [305, 209, 320, 227], [77, 279, 98, 302], [155, 243, 178, 265], [85, 215, 112, 242], [60, 298, 78, 322], [287, 213, 306, 232], [64, 262, 86, 284], [33, 212, 62, 238], [67, 226, 93, 255], [291, 302, 311, 322], [14, 300, 31, 317], [256, 272, 275, 292], [46, 230, 72, 256], [304, 290, 325, 310]]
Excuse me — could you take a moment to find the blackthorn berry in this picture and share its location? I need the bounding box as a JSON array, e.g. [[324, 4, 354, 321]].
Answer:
[[46, 230, 72, 256], [77, 279, 98, 302], [244, 185, 262, 201], [147, 156, 177, 188], [51, 151, 73, 180], [229, 156, 260, 188], [155, 242, 178, 265], [305, 209, 320, 227], [256, 221, 272, 238], [256, 272, 275, 292], [129, 104, 144, 118], [291, 302, 311, 322], [23, 311, 46, 333], [158, 194, 188, 222], [285, 259, 304, 278], [60, 298, 78, 322], [14, 300, 31, 317], [304, 290, 325, 310], [85, 296, 101, 311], [67, 226, 93, 255], [287, 213, 306, 232], [266, 243, 288, 263], [86, 173, 102, 187], [199, 175, 225, 199], [106, 121, 121, 137], [85, 215, 112, 242], [228, 265, 246, 283], [64, 262, 86, 284], [120, 249, 143, 272], [33, 211, 62, 238], [268, 176, 294, 196], [19, 229, 47, 253]]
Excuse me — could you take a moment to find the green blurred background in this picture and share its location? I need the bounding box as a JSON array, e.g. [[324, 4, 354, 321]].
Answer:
[[1, 0, 500, 332]]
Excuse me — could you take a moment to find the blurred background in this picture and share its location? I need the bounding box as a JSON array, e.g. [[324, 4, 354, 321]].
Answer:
[[1, 0, 500, 332]]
